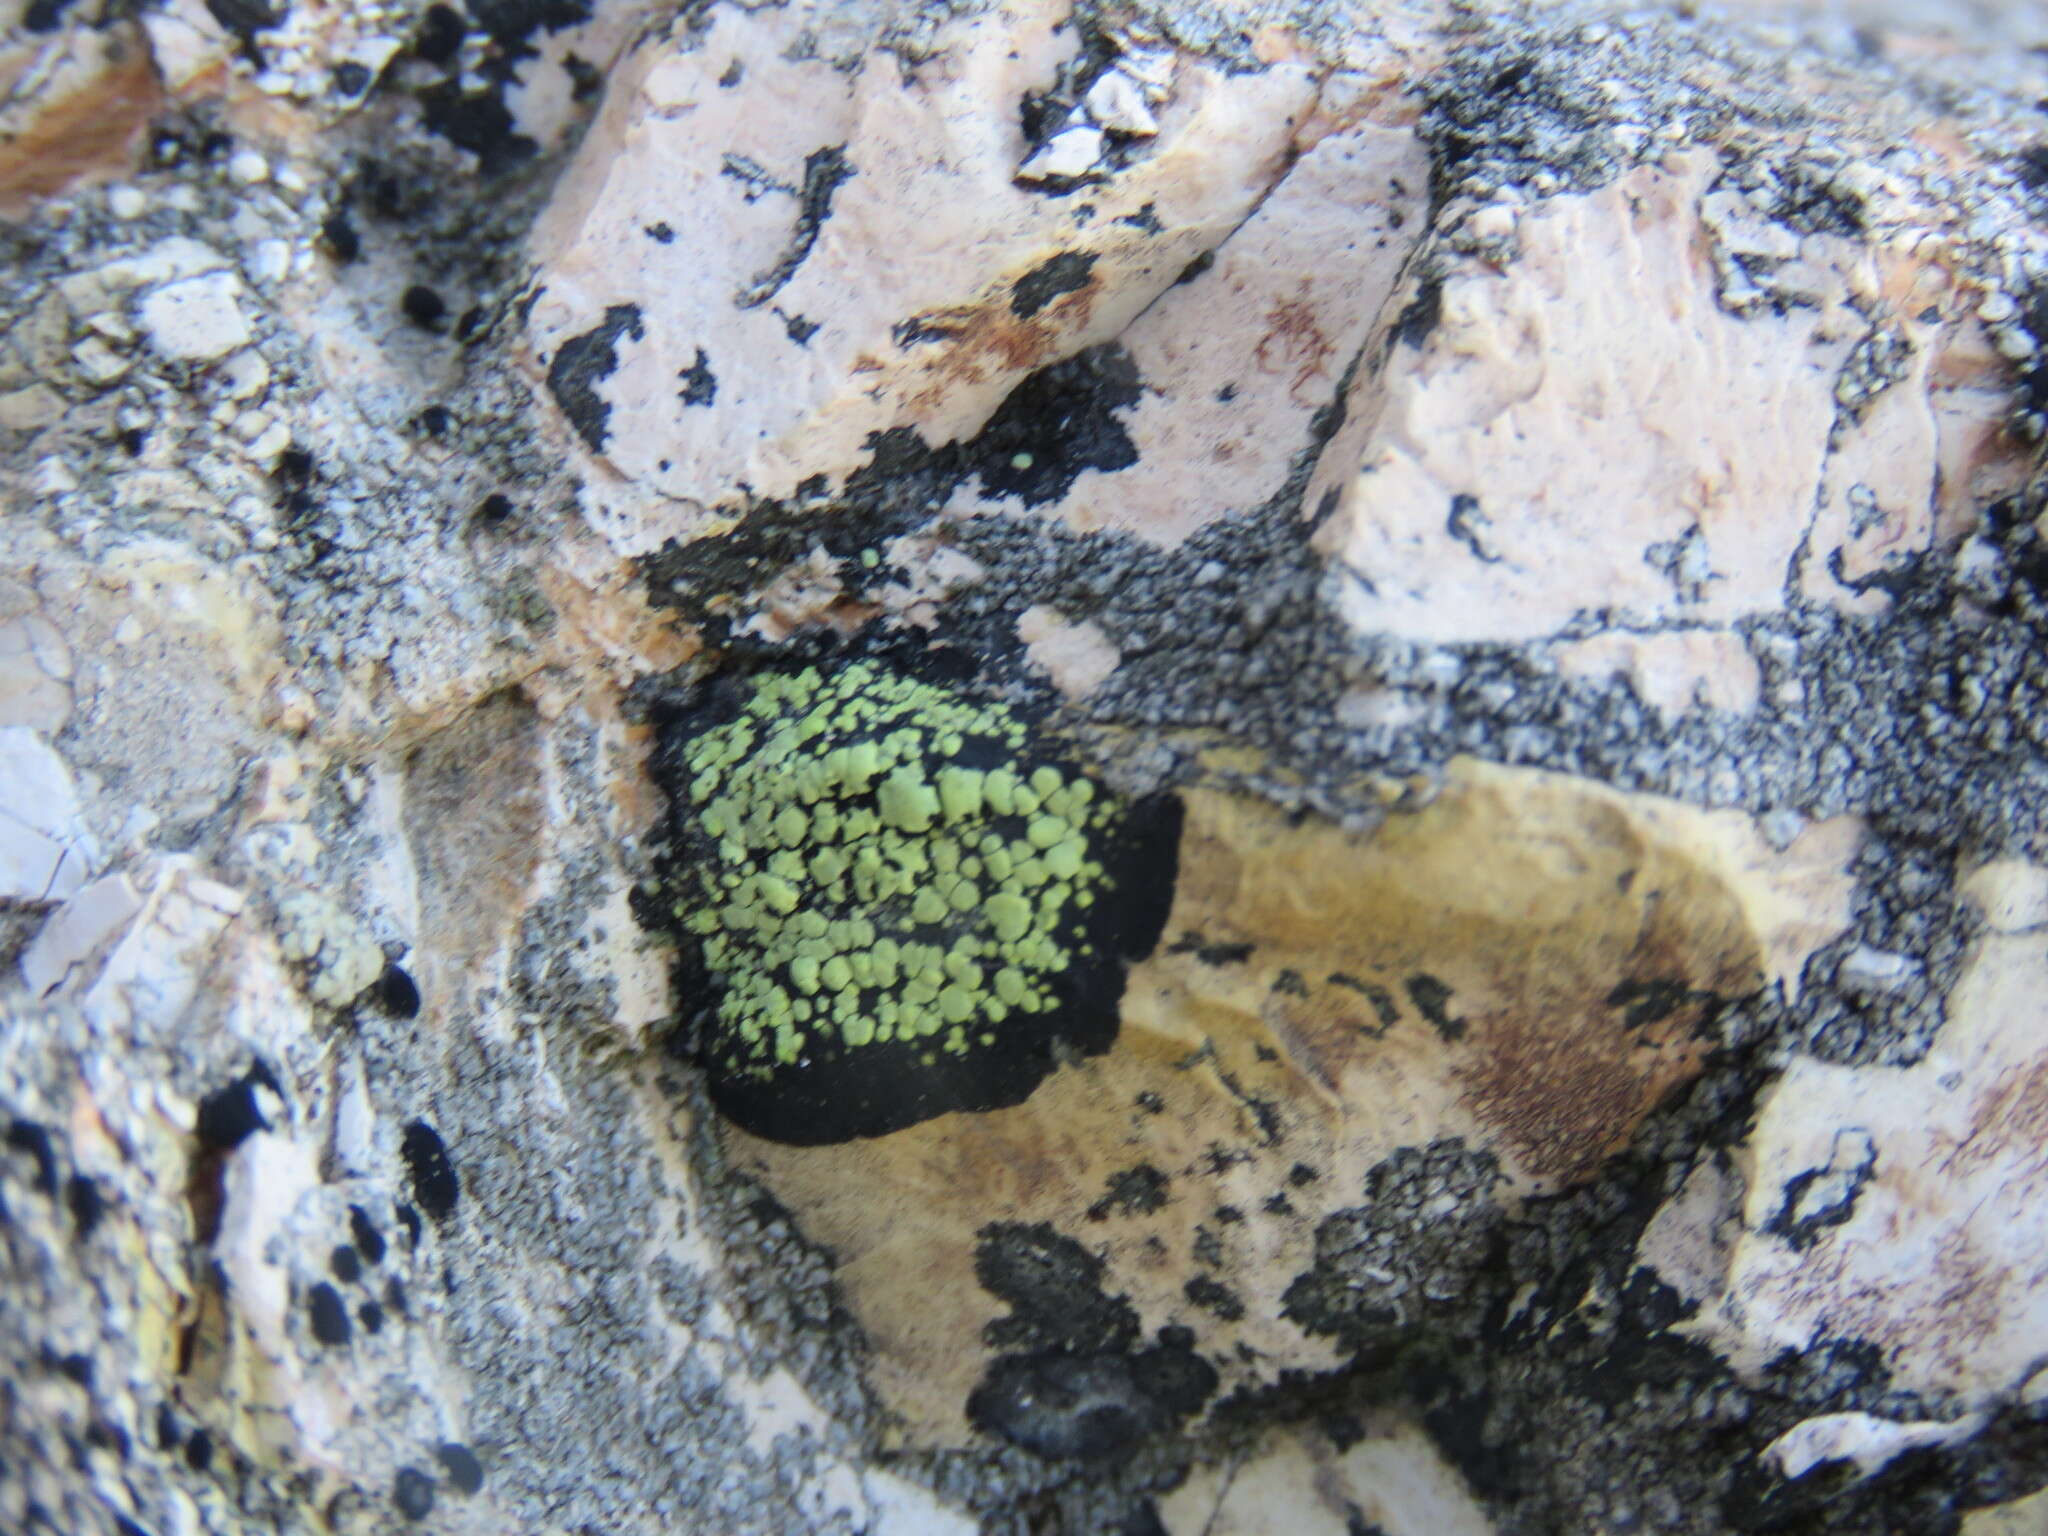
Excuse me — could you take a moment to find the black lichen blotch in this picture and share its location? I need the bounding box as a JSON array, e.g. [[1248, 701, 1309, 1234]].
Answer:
[[400, 1120, 460, 1222], [546, 303, 644, 453], [648, 654, 1181, 1144]]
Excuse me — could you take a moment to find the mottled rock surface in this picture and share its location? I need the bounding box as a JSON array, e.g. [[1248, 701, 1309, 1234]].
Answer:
[[4, 0, 2048, 1533]]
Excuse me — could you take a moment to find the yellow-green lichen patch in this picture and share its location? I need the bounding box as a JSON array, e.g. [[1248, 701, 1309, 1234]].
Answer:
[[656, 656, 1181, 1144]]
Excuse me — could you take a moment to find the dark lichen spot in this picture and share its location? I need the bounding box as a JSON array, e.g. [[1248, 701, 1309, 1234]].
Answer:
[[1447, 493, 1501, 563], [349, 1205, 386, 1265], [332, 61, 372, 96], [385, 1276, 410, 1315], [155, 1403, 181, 1451], [66, 1174, 103, 1240], [677, 348, 718, 408], [418, 81, 536, 172], [414, 2, 464, 64], [393, 1466, 436, 1521], [1328, 972, 1400, 1035], [54, 1350, 92, 1386], [1116, 202, 1163, 233], [330, 1244, 362, 1283], [1607, 977, 1712, 1032], [436, 1441, 484, 1494], [1287, 1163, 1321, 1188], [967, 1327, 1217, 1460], [415, 404, 451, 437], [645, 220, 675, 243], [969, 342, 1143, 507], [976, 1221, 1138, 1356], [318, 210, 360, 263], [307, 1283, 351, 1346], [400, 1121, 459, 1222], [652, 657, 1180, 1143], [375, 961, 422, 1016], [780, 310, 819, 345], [401, 284, 447, 330], [1174, 249, 1215, 285], [1087, 1164, 1170, 1221], [23, 0, 75, 33], [205, 0, 278, 37], [1183, 1275, 1244, 1321], [1167, 932, 1253, 966], [1393, 276, 1442, 351], [183, 1428, 213, 1472], [5, 1118, 58, 1196], [1011, 251, 1096, 318], [1405, 973, 1465, 1042], [396, 1204, 422, 1250], [736, 144, 854, 309], [1763, 1131, 1875, 1251], [195, 1072, 271, 1152], [359, 1300, 384, 1334], [546, 303, 644, 453]]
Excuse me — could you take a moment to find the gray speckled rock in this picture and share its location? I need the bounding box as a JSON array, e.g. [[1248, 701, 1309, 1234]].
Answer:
[[5, 0, 2048, 1533]]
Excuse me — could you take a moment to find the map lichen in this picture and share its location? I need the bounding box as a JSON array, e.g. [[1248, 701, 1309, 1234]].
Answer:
[[655, 657, 1178, 1143]]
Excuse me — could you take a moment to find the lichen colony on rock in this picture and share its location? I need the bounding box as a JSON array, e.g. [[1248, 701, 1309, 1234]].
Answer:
[[651, 654, 1179, 1142]]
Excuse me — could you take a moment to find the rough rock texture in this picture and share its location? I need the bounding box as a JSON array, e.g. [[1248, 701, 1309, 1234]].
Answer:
[[5, 0, 2048, 1533]]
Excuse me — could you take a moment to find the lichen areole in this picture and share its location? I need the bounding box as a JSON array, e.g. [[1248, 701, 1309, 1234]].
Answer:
[[655, 657, 1180, 1144]]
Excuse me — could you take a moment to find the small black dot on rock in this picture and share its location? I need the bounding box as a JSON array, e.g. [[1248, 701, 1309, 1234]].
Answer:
[[375, 962, 421, 1017], [435, 1441, 484, 1494], [307, 1282, 351, 1346], [319, 210, 360, 263], [195, 1078, 268, 1152], [401, 1122, 459, 1223], [455, 305, 485, 340], [414, 3, 464, 65], [401, 285, 447, 330], [359, 1300, 384, 1334], [393, 1466, 436, 1521], [330, 1244, 362, 1284], [332, 61, 371, 96], [6, 1118, 58, 1195], [66, 1174, 103, 1240], [397, 1203, 422, 1250], [184, 1427, 213, 1472], [475, 494, 513, 525], [414, 404, 451, 437], [120, 427, 149, 456], [385, 1275, 410, 1315], [349, 1204, 386, 1265], [155, 1403, 181, 1451]]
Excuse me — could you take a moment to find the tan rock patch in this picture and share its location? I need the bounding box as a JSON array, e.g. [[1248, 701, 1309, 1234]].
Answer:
[[723, 758, 1860, 1444]]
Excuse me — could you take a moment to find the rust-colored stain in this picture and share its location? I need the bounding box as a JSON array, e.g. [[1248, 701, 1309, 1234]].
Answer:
[[900, 273, 1103, 415], [1257, 286, 1337, 406], [0, 32, 161, 219]]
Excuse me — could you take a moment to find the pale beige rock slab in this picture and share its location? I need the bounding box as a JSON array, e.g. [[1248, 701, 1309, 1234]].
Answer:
[[1157, 1414, 1496, 1536], [1702, 865, 2048, 1407], [1308, 154, 1854, 644], [1553, 629, 1762, 720], [1967, 1484, 2048, 1536], [525, 0, 1316, 555], [1762, 1410, 1984, 1483], [0, 608, 74, 731], [0, 725, 95, 903], [0, 8, 160, 217], [948, 111, 1429, 545], [726, 759, 1861, 1445], [1015, 604, 1120, 698]]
